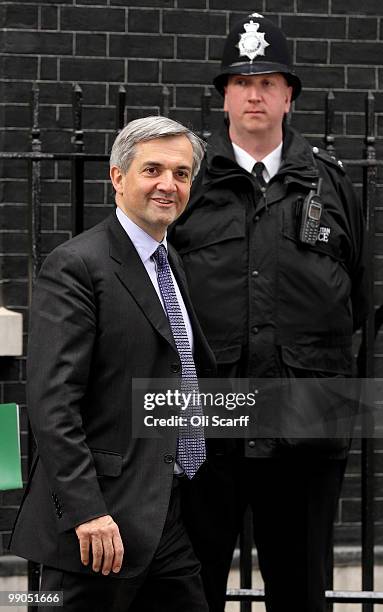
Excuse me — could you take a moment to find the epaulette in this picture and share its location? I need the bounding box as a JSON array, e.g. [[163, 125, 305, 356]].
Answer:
[[312, 146, 345, 174]]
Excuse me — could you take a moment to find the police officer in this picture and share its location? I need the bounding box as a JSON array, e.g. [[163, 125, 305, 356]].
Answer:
[[169, 12, 367, 612]]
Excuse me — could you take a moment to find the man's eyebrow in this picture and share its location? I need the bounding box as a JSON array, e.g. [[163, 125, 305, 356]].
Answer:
[[141, 160, 161, 166], [140, 161, 192, 171]]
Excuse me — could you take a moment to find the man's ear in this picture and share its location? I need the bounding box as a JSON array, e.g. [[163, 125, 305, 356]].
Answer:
[[285, 85, 293, 113], [223, 87, 229, 113], [110, 165, 124, 194]]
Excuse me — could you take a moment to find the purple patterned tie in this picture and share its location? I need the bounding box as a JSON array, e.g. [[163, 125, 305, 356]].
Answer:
[[153, 244, 206, 479]]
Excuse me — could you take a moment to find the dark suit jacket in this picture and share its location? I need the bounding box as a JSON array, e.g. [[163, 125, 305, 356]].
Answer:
[[10, 212, 215, 579]]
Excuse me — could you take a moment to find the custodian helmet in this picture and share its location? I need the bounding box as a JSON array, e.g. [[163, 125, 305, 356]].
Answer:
[[214, 13, 302, 100]]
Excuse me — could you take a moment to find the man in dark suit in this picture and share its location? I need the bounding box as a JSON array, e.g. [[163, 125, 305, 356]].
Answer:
[[10, 116, 215, 612]]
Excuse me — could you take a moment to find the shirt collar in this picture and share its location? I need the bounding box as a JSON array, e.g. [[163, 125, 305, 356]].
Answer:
[[231, 141, 283, 182], [116, 206, 167, 264]]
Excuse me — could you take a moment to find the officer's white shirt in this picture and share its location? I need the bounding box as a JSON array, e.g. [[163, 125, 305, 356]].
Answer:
[[232, 141, 283, 183]]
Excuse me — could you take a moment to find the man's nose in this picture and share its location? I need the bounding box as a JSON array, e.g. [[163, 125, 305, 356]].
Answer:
[[157, 171, 176, 192], [248, 85, 261, 100]]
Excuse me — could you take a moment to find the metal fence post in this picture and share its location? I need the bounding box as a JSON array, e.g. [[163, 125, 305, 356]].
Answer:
[[201, 87, 212, 140], [324, 90, 336, 612], [116, 85, 126, 131], [28, 82, 42, 298], [325, 91, 335, 155], [27, 81, 42, 612], [361, 91, 376, 612], [71, 84, 84, 236]]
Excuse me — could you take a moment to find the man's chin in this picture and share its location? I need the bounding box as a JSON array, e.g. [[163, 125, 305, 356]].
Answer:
[[243, 117, 268, 131], [148, 212, 178, 236]]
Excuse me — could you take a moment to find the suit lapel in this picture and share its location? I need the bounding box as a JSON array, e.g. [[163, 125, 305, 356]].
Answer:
[[107, 212, 214, 373], [107, 213, 177, 352]]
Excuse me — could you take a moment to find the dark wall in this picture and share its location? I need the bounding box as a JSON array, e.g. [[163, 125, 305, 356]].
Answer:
[[1, 0, 383, 556]]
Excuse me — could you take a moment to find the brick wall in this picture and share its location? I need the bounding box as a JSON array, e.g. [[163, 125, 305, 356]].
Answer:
[[1, 0, 382, 556]]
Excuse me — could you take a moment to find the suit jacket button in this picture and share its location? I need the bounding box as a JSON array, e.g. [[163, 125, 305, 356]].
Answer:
[[171, 363, 180, 373], [248, 440, 256, 448], [164, 454, 175, 464]]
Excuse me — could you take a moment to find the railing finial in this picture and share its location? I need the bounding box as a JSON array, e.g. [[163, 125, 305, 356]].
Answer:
[[72, 83, 84, 153], [116, 85, 126, 131], [161, 86, 170, 117]]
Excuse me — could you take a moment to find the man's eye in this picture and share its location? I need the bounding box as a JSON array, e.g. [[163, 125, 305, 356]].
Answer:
[[176, 171, 189, 179], [144, 167, 158, 175]]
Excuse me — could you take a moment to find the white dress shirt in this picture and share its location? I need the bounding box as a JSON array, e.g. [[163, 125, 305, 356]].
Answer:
[[232, 141, 283, 183], [116, 206, 194, 352]]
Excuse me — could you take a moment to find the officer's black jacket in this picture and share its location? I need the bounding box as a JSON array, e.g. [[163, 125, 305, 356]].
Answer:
[[170, 122, 368, 457]]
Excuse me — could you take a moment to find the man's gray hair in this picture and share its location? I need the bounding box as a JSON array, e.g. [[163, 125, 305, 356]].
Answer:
[[110, 115, 206, 181]]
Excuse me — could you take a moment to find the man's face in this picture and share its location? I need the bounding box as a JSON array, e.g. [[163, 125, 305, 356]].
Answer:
[[224, 73, 293, 140], [110, 135, 194, 241]]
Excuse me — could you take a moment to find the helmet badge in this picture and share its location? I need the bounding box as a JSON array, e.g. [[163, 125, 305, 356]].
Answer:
[[237, 19, 270, 62]]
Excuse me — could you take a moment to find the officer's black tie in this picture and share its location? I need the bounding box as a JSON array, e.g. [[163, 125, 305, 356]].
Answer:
[[252, 161, 267, 192]]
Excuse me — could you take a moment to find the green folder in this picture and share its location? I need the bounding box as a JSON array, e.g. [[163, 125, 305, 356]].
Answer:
[[0, 403, 23, 490]]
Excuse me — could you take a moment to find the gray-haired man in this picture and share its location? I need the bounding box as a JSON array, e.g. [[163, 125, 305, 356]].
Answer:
[[10, 116, 215, 612]]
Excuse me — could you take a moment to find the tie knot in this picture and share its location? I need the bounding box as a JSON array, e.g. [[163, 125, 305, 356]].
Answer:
[[153, 244, 167, 268], [252, 161, 265, 180]]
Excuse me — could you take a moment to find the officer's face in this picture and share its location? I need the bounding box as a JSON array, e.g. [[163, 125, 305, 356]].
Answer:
[[110, 135, 194, 242], [224, 73, 292, 140]]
